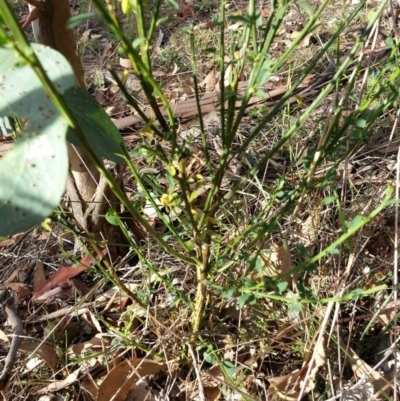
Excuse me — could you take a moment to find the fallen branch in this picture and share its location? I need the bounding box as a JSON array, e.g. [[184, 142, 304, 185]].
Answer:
[[0, 289, 23, 391]]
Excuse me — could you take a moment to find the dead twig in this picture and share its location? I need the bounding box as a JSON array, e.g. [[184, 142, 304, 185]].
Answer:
[[0, 289, 23, 391]]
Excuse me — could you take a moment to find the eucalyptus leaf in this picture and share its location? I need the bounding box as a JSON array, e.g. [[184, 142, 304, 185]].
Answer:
[[0, 45, 75, 235]]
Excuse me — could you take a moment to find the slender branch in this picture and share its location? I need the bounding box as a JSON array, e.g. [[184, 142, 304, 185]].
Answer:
[[0, 290, 23, 391]]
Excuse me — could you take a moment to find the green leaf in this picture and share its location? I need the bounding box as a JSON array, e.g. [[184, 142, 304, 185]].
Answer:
[[165, 0, 179, 10], [354, 118, 366, 128], [221, 288, 235, 299], [276, 281, 288, 293], [237, 293, 251, 308], [63, 87, 124, 164], [203, 352, 217, 364], [66, 12, 97, 29], [0, 45, 75, 236], [222, 360, 236, 378], [348, 214, 364, 231], [349, 288, 364, 298], [321, 196, 336, 205], [105, 209, 120, 226], [298, 0, 313, 16], [256, 58, 270, 85], [132, 37, 146, 48]]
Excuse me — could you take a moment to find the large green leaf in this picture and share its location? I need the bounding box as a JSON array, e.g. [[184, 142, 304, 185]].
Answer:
[[64, 87, 124, 164], [0, 44, 75, 236]]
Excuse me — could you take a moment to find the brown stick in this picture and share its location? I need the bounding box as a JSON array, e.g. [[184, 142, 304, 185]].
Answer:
[[0, 290, 23, 391]]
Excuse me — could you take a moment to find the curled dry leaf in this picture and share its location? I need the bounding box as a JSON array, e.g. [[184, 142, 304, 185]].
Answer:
[[290, 30, 312, 47], [19, 341, 58, 372], [204, 387, 220, 401], [341, 339, 391, 398], [261, 8, 270, 18], [0, 237, 15, 247], [33, 250, 107, 299], [250, 242, 292, 281], [200, 70, 218, 92], [300, 206, 321, 246], [178, 5, 194, 21], [34, 366, 85, 395], [33, 266, 87, 299], [193, 21, 216, 30], [267, 336, 326, 399], [119, 57, 133, 69], [33, 262, 46, 294], [3, 282, 30, 300], [97, 359, 168, 401], [68, 334, 111, 359]]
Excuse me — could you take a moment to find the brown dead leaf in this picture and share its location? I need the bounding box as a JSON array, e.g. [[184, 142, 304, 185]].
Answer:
[[178, 5, 194, 20], [44, 320, 81, 346], [81, 29, 92, 42], [200, 70, 217, 91], [171, 63, 179, 75], [201, 364, 223, 387], [379, 300, 400, 325], [119, 57, 133, 69], [34, 250, 107, 299], [34, 366, 84, 394], [97, 359, 168, 401], [152, 70, 166, 77], [290, 31, 312, 47], [4, 282, 30, 300], [205, 387, 221, 401], [102, 40, 114, 58], [19, 341, 58, 372], [33, 262, 46, 294], [261, 8, 270, 18], [341, 339, 391, 398], [81, 375, 99, 399], [267, 337, 326, 399], [193, 21, 216, 30], [0, 237, 16, 247], [68, 334, 111, 358], [300, 207, 321, 246], [250, 242, 292, 280], [33, 266, 87, 299], [95, 90, 107, 105]]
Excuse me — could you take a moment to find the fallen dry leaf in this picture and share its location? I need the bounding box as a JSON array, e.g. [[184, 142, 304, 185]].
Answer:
[[261, 8, 270, 18], [3, 282, 30, 300], [300, 207, 321, 246], [68, 334, 111, 358], [19, 341, 58, 372], [34, 250, 107, 299], [267, 336, 326, 399], [290, 31, 312, 47], [33, 266, 87, 299], [342, 339, 391, 398], [178, 5, 194, 21], [81, 29, 92, 42], [97, 359, 168, 401], [250, 242, 292, 280], [204, 387, 221, 401], [33, 262, 46, 294], [34, 366, 85, 394], [119, 57, 132, 69], [193, 21, 216, 30], [95, 90, 107, 105], [0, 238, 15, 247], [202, 70, 217, 92]]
